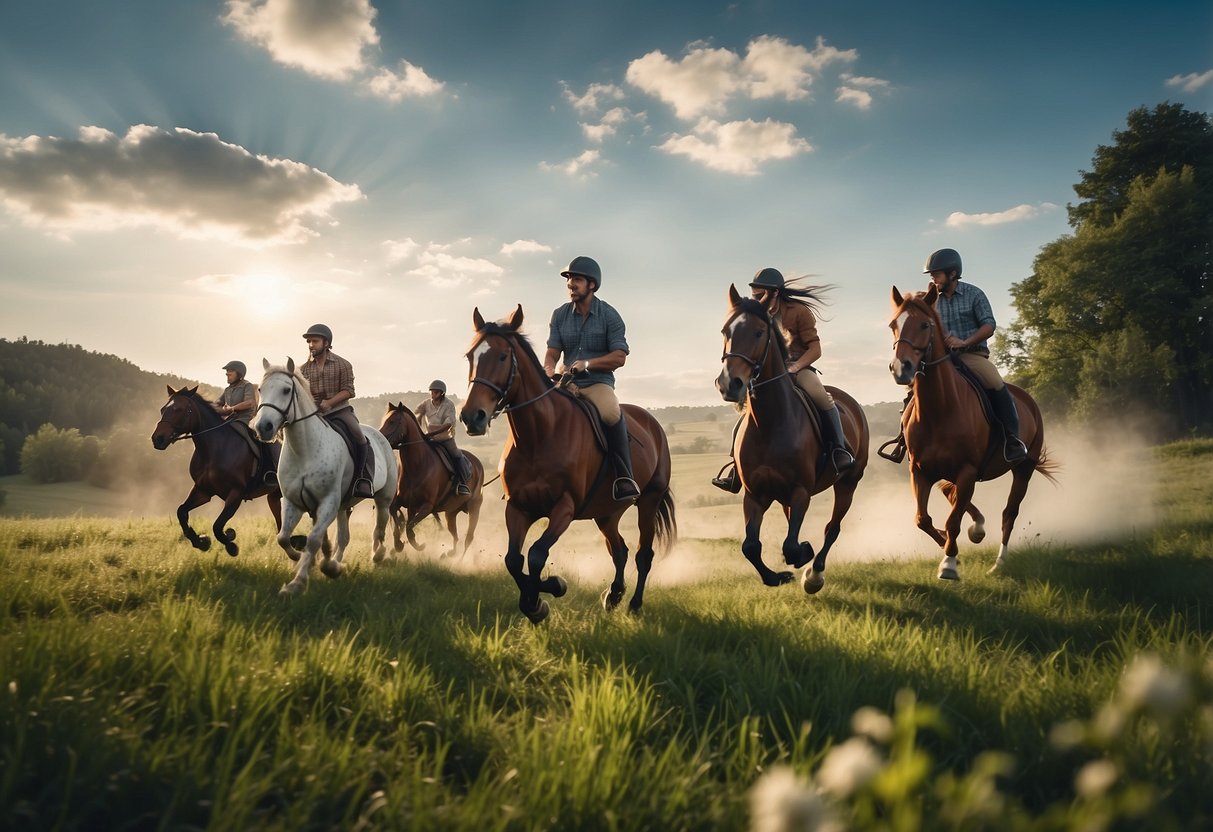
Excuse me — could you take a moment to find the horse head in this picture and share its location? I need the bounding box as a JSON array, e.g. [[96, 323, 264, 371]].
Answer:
[[889, 284, 943, 385], [255, 357, 309, 441], [461, 304, 527, 436], [379, 401, 420, 448], [717, 284, 784, 403], [151, 385, 205, 450]]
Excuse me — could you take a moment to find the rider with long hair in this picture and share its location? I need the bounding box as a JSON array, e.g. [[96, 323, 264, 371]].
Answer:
[[712, 267, 855, 492]]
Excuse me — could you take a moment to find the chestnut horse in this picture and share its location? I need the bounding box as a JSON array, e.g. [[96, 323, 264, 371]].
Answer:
[[717, 285, 869, 593], [151, 385, 281, 556], [888, 285, 1058, 579], [459, 305, 676, 624], [378, 402, 485, 557]]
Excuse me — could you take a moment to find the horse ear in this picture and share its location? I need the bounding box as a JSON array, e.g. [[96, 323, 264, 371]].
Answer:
[[507, 304, 524, 330], [167, 384, 176, 395], [262, 357, 271, 371], [188, 385, 198, 394], [925, 283, 938, 305], [287, 356, 295, 374], [473, 307, 485, 330], [892, 286, 904, 307], [728, 283, 742, 307]]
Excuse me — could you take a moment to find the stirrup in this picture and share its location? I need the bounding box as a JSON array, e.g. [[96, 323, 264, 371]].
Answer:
[[456, 481, 471, 496], [263, 470, 278, 486], [711, 462, 742, 493], [830, 446, 855, 471], [1004, 436, 1028, 463], [612, 477, 640, 501], [353, 477, 374, 497], [877, 436, 906, 464]]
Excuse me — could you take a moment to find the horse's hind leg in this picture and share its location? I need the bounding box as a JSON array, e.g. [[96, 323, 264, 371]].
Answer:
[[596, 514, 629, 612], [939, 481, 986, 544], [804, 478, 859, 595], [371, 498, 391, 564], [462, 494, 482, 557], [176, 486, 214, 551], [441, 510, 460, 559], [989, 464, 1035, 574], [212, 491, 244, 557], [629, 495, 662, 614]]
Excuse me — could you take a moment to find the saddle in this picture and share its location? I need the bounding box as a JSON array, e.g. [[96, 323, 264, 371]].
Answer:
[[231, 422, 278, 490], [322, 413, 361, 460], [561, 388, 611, 453]]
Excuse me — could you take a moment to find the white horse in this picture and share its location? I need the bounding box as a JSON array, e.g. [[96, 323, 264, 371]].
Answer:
[[254, 359, 398, 596]]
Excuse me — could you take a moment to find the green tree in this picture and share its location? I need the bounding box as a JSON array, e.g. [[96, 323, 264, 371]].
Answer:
[[20, 423, 101, 483], [1004, 104, 1213, 432]]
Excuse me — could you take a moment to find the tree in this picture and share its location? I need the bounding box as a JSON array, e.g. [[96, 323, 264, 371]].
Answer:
[[1004, 104, 1213, 433], [20, 423, 102, 483]]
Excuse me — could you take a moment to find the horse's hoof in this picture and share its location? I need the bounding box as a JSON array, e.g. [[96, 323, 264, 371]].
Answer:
[[225, 545, 239, 558], [764, 570, 795, 587], [938, 568, 959, 581], [289, 535, 307, 550], [225, 528, 238, 541], [968, 525, 986, 544], [542, 576, 568, 598], [986, 559, 1005, 575], [802, 569, 825, 594], [279, 582, 304, 597], [196, 535, 212, 552], [320, 560, 344, 579], [523, 600, 550, 625], [601, 588, 624, 611], [627, 600, 643, 616]]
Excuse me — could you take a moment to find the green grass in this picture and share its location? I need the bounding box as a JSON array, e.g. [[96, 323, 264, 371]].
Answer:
[[0, 443, 1211, 829]]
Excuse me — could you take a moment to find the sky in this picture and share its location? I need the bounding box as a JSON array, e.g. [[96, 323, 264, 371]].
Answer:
[[1, 0, 1210, 409]]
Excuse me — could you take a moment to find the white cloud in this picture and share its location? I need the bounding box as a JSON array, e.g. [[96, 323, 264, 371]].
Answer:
[[407, 245, 504, 289], [365, 60, 445, 101], [222, 0, 379, 80], [836, 73, 891, 109], [383, 237, 419, 262], [626, 36, 858, 120], [1165, 69, 1213, 92], [500, 239, 552, 255], [657, 118, 812, 175], [0, 125, 362, 245], [580, 107, 640, 143], [562, 81, 626, 113], [943, 202, 1057, 228], [539, 149, 601, 178]]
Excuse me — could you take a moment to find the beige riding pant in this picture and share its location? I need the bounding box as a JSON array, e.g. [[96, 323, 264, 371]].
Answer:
[[569, 382, 622, 425], [792, 368, 835, 410], [956, 353, 1006, 391]]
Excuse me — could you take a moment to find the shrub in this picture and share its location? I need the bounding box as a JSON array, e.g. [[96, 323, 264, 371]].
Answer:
[[19, 423, 100, 483]]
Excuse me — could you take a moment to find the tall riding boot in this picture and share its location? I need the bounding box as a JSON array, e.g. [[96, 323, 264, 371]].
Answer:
[[260, 443, 278, 487], [353, 439, 375, 498], [604, 418, 641, 501], [711, 416, 743, 492], [989, 386, 1028, 463], [821, 406, 855, 471], [454, 454, 471, 496]]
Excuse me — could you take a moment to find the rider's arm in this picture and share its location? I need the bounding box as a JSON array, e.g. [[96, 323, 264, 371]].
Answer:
[[788, 340, 821, 373], [577, 349, 627, 373], [543, 346, 562, 376]]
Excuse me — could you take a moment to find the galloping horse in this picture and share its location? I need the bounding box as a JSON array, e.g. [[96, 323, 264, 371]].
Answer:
[[459, 306, 676, 623], [254, 359, 398, 596], [151, 385, 281, 556], [378, 402, 485, 557], [717, 285, 869, 592], [888, 285, 1058, 579]]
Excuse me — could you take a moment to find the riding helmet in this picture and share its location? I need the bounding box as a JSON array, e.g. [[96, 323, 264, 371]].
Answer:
[[222, 360, 247, 378], [560, 256, 602, 289], [429, 379, 447, 393], [301, 323, 334, 344], [923, 248, 963, 277], [749, 267, 785, 290]]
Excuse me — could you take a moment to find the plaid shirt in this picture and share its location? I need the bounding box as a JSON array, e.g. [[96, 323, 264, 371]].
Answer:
[[937, 281, 996, 355], [300, 350, 355, 407], [547, 296, 629, 388]]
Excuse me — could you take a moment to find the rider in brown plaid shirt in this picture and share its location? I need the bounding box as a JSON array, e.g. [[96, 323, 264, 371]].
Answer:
[[299, 323, 374, 497]]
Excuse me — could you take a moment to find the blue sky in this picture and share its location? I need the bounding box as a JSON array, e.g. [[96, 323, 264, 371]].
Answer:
[[1, 0, 1209, 407]]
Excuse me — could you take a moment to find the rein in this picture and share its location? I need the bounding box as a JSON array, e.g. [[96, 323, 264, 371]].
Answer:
[[259, 371, 326, 433], [722, 309, 791, 394], [894, 313, 952, 377], [469, 336, 560, 424], [161, 397, 238, 444]]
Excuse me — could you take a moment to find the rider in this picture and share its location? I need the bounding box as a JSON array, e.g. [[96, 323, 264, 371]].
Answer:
[[712, 267, 855, 492], [416, 379, 472, 496], [216, 360, 256, 425], [924, 247, 1028, 462], [299, 323, 375, 498], [542, 255, 641, 502]]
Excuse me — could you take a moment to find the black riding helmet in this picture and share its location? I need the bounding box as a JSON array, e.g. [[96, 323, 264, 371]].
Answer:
[[560, 256, 602, 290], [749, 267, 785, 290], [301, 323, 334, 345], [222, 360, 247, 378], [923, 248, 962, 278]]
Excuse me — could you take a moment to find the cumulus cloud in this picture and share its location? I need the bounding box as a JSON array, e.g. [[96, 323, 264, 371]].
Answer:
[[0, 125, 362, 245], [836, 73, 891, 109], [562, 81, 626, 113], [657, 118, 812, 175], [383, 237, 419, 262], [581, 107, 641, 143], [539, 149, 601, 178], [1165, 69, 1213, 92], [500, 239, 551, 255], [402, 242, 504, 289], [943, 202, 1058, 227], [365, 60, 445, 101], [626, 35, 858, 120], [222, 0, 379, 80]]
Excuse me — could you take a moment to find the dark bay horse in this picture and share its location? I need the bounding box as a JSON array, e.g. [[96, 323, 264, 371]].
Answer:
[[378, 402, 485, 557], [151, 385, 281, 556], [717, 285, 869, 593], [889, 285, 1058, 579], [459, 305, 676, 624]]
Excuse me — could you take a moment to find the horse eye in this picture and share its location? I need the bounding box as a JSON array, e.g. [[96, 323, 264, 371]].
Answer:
[[497, 353, 506, 362], [920, 321, 930, 330]]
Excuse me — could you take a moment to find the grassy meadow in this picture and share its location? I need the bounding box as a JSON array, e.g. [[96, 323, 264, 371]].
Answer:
[[1, 430, 1211, 830]]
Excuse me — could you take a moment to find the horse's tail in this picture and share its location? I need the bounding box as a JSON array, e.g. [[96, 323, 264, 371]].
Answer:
[[1035, 445, 1061, 485], [653, 486, 677, 554]]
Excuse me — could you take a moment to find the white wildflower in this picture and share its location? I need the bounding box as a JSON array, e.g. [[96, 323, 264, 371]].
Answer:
[[1119, 654, 1192, 717], [815, 737, 884, 799], [1048, 719, 1086, 751], [850, 707, 894, 744], [1075, 759, 1119, 799], [749, 766, 839, 832]]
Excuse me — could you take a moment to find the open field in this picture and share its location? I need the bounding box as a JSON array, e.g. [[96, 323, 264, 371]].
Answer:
[[1, 435, 1211, 829]]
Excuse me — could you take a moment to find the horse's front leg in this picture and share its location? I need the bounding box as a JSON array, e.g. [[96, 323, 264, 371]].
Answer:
[[212, 490, 245, 557], [275, 499, 306, 566], [503, 502, 537, 614], [176, 486, 214, 551], [742, 492, 792, 586], [596, 513, 629, 611], [518, 496, 575, 624], [441, 510, 460, 559], [321, 507, 353, 579], [804, 473, 861, 595], [371, 496, 391, 564], [911, 468, 946, 547], [390, 503, 406, 552], [282, 498, 338, 596], [938, 471, 978, 581], [989, 461, 1036, 574], [780, 486, 813, 569], [939, 482, 987, 544]]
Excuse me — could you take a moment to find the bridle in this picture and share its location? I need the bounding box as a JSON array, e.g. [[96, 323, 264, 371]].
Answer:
[[468, 334, 559, 425], [893, 304, 952, 377], [721, 309, 790, 394], [257, 370, 324, 431], [158, 394, 235, 444]]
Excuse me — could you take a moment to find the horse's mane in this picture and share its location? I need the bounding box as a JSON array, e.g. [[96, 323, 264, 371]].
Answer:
[[172, 386, 224, 426], [473, 323, 554, 388], [731, 297, 790, 361], [261, 363, 317, 413]]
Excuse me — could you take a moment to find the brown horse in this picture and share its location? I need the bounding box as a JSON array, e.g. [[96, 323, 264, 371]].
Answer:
[[151, 385, 281, 556], [378, 402, 485, 557], [459, 305, 676, 623], [716, 285, 869, 592], [888, 285, 1058, 579]]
